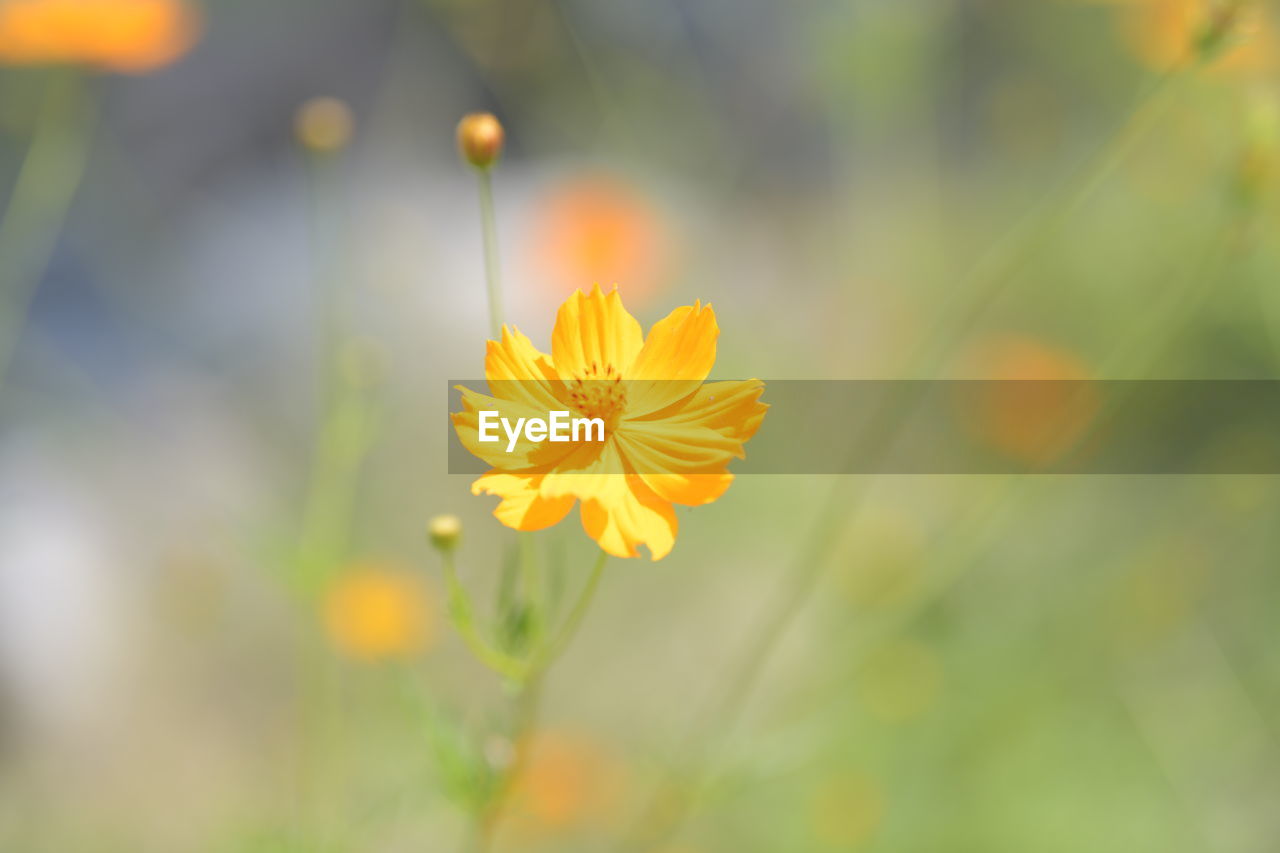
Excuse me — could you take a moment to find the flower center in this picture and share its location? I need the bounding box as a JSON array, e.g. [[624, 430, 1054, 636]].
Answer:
[[566, 362, 627, 425]]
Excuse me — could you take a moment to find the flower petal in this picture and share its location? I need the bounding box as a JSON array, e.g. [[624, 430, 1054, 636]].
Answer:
[[485, 326, 566, 412], [580, 475, 678, 560], [538, 439, 624, 502], [625, 302, 719, 415], [634, 379, 768, 442], [472, 470, 576, 531], [616, 379, 766, 505], [613, 427, 737, 506], [551, 285, 644, 380], [451, 387, 577, 470]]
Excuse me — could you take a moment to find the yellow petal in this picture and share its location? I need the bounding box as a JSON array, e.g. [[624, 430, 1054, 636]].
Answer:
[[538, 439, 627, 503], [485, 326, 566, 412], [613, 427, 737, 506], [580, 475, 678, 560], [625, 302, 719, 415], [471, 470, 576, 531], [551, 285, 644, 380], [451, 387, 576, 470], [617, 379, 766, 505], [636, 379, 768, 442]]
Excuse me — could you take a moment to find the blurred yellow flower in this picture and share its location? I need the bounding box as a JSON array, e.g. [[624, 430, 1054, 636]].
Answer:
[[529, 174, 670, 307], [0, 0, 199, 72], [323, 564, 434, 661], [453, 286, 766, 560], [294, 96, 354, 154], [508, 731, 626, 834], [960, 335, 1098, 467], [1115, 0, 1276, 71], [810, 773, 885, 848]]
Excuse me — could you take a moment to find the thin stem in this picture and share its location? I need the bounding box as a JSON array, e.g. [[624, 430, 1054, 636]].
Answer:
[[464, 548, 608, 852], [533, 547, 608, 674], [294, 147, 375, 593], [520, 531, 546, 650], [476, 167, 505, 338], [0, 69, 95, 395], [441, 551, 526, 681], [618, 67, 1190, 852]]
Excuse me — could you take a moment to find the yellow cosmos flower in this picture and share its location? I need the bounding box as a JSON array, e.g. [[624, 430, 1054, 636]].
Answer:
[[452, 286, 766, 560], [0, 0, 198, 72]]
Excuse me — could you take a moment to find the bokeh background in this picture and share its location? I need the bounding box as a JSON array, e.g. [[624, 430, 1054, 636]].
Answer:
[[2, 0, 1280, 850]]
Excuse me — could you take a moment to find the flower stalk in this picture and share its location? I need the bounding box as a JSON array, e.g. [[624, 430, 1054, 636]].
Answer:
[[0, 69, 95, 394]]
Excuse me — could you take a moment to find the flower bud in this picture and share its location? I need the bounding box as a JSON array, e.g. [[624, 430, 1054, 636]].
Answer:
[[295, 97, 354, 154], [428, 514, 462, 552], [456, 112, 504, 169]]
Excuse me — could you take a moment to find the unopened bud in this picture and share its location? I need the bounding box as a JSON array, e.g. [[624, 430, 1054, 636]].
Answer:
[[456, 112, 504, 169], [295, 97, 354, 153], [428, 514, 462, 552]]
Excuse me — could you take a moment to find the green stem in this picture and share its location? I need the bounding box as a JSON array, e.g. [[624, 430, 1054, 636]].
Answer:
[[0, 69, 95, 395], [442, 551, 526, 681], [476, 167, 505, 338], [617, 68, 1190, 852], [294, 148, 374, 593], [532, 547, 608, 674], [520, 531, 546, 649], [464, 548, 608, 852]]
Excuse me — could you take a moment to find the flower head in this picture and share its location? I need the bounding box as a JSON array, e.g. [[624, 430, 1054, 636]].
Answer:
[[0, 0, 199, 72], [452, 286, 766, 560]]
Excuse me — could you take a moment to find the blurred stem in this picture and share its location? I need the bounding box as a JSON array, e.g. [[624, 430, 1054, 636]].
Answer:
[[520, 531, 546, 649], [465, 548, 608, 853], [295, 150, 374, 592], [470, 676, 543, 853], [0, 69, 95, 395], [787, 202, 1255, 723], [532, 547, 607, 671], [911, 67, 1183, 377], [476, 167, 505, 338], [291, 146, 369, 848], [617, 67, 1191, 852], [442, 549, 526, 681]]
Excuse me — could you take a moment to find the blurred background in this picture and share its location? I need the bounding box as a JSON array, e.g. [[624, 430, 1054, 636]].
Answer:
[[2, 0, 1280, 850]]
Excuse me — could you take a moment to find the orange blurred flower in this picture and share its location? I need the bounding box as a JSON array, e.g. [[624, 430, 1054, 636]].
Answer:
[[508, 731, 626, 834], [960, 335, 1099, 467], [528, 174, 670, 306], [323, 563, 434, 661], [452, 286, 767, 560], [0, 0, 198, 72], [1117, 0, 1276, 72]]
